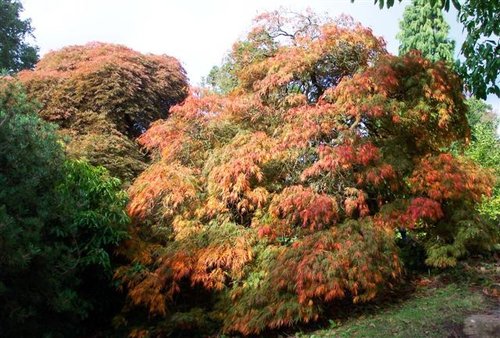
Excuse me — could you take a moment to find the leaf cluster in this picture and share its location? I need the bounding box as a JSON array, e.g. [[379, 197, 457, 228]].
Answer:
[[355, 0, 499, 98]]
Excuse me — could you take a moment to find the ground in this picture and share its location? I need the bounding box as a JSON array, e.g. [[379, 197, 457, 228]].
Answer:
[[292, 256, 499, 338]]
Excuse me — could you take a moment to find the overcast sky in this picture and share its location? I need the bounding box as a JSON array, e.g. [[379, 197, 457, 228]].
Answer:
[[20, 0, 498, 110]]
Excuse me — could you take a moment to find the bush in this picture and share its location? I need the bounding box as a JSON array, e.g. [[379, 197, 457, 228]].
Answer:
[[0, 80, 129, 337], [17, 42, 188, 181]]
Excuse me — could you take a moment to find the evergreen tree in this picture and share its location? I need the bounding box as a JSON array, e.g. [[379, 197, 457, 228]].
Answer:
[[397, 0, 455, 63], [0, 0, 39, 73]]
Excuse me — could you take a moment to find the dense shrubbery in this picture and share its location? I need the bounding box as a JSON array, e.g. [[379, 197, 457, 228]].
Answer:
[[114, 11, 496, 336], [17, 43, 188, 181], [0, 81, 129, 337], [463, 98, 500, 222]]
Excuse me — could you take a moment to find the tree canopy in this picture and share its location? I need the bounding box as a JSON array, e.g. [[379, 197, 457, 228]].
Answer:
[[0, 0, 39, 73], [353, 0, 499, 98], [397, 0, 455, 63], [115, 11, 495, 336], [17, 42, 188, 181]]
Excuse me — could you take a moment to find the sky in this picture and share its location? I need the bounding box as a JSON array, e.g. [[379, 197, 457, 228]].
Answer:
[[20, 0, 498, 110]]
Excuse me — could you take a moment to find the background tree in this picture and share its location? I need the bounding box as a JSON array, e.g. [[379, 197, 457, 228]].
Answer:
[[353, 0, 499, 98], [462, 98, 500, 221], [0, 80, 129, 337], [204, 58, 238, 95], [17, 43, 188, 182], [115, 11, 495, 336], [0, 0, 39, 73], [397, 0, 455, 63], [395, 0, 498, 226], [204, 8, 328, 95]]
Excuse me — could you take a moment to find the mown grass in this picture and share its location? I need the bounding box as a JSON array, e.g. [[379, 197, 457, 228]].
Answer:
[[296, 283, 488, 338]]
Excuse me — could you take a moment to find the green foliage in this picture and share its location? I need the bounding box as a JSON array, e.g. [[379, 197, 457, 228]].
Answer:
[[354, 0, 499, 98], [56, 160, 130, 270], [205, 60, 238, 95], [0, 0, 39, 73], [0, 81, 129, 337], [464, 98, 500, 222], [397, 0, 455, 63], [458, 0, 499, 98]]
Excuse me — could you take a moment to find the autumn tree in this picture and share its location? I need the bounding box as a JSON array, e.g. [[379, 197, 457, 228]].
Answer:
[[353, 0, 499, 98], [397, 0, 455, 63], [0, 80, 129, 337], [0, 0, 39, 73], [17, 43, 188, 181], [116, 11, 495, 336]]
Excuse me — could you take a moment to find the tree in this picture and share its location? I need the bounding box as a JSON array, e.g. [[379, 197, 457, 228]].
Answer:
[[463, 98, 500, 221], [204, 59, 238, 94], [458, 0, 499, 98], [0, 0, 39, 73], [17, 42, 188, 182], [115, 11, 495, 336], [352, 0, 499, 98], [0, 80, 129, 337], [397, 0, 455, 63]]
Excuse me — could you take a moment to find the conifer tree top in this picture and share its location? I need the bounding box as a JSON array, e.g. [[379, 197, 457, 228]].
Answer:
[[397, 0, 455, 63]]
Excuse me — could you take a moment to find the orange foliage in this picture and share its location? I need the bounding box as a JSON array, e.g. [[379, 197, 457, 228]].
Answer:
[[269, 186, 339, 231], [301, 141, 384, 179], [115, 10, 492, 336], [409, 153, 493, 202], [331, 52, 469, 152], [127, 162, 198, 220], [224, 220, 401, 335]]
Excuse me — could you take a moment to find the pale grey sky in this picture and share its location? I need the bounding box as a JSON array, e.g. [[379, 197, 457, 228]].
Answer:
[[20, 0, 498, 110]]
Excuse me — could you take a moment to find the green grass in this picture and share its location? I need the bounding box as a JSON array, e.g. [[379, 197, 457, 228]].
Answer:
[[297, 284, 488, 338]]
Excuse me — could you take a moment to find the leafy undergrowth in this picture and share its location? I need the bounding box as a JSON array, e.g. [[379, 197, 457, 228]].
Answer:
[[294, 257, 499, 338]]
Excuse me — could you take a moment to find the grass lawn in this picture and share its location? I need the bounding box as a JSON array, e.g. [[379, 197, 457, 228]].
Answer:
[[295, 283, 492, 338]]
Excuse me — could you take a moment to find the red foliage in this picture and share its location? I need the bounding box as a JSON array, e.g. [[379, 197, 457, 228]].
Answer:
[[409, 153, 493, 202], [301, 141, 383, 179], [17, 42, 188, 180], [331, 52, 469, 152], [270, 186, 339, 231], [405, 198, 444, 228]]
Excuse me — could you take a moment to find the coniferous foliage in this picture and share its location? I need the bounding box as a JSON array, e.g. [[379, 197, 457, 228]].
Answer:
[[116, 11, 495, 336], [18, 43, 188, 182], [0, 80, 130, 337], [0, 0, 39, 73], [397, 0, 455, 63]]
